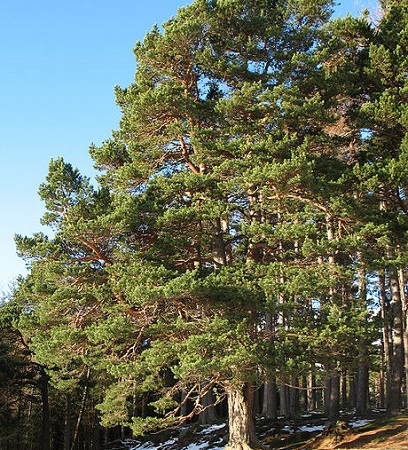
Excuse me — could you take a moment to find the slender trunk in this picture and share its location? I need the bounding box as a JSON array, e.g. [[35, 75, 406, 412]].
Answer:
[[247, 185, 263, 264], [212, 217, 228, 267], [64, 394, 71, 450], [70, 368, 90, 450], [224, 383, 264, 450], [398, 267, 408, 408], [348, 373, 356, 410], [198, 382, 217, 425], [329, 368, 340, 421], [307, 371, 317, 411], [388, 267, 404, 415], [253, 384, 261, 417], [356, 261, 369, 417], [324, 369, 331, 417], [379, 271, 393, 412], [324, 365, 339, 420], [262, 378, 277, 419], [262, 313, 277, 419], [92, 417, 101, 450], [25, 387, 35, 448], [40, 373, 51, 450], [279, 382, 290, 417], [325, 215, 339, 421], [341, 370, 347, 410], [356, 365, 369, 417], [289, 376, 299, 417], [326, 215, 335, 266], [301, 376, 308, 412], [379, 339, 386, 409], [180, 384, 190, 417]]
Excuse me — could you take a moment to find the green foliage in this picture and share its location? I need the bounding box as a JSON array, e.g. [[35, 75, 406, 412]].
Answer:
[[8, 0, 408, 441]]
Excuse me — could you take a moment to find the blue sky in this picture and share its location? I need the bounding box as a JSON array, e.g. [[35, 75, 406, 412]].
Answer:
[[0, 0, 368, 292]]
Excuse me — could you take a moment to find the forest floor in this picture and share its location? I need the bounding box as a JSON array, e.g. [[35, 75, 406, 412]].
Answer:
[[254, 410, 408, 449], [299, 414, 408, 449], [112, 410, 408, 450]]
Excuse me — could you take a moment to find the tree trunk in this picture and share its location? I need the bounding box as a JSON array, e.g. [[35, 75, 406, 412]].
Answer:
[[64, 394, 71, 450], [92, 417, 101, 450], [341, 370, 347, 409], [261, 377, 277, 419], [70, 367, 90, 450], [398, 267, 408, 409], [198, 382, 217, 425], [180, 384, 190, 417], [300, 376, 308, 412], [324, 370, 331, 417], [261, 313, 277, 419], [40, 373, 51, 450], [224, 383, 264, 450], [324, 365, 339, 421], [289, 376, 299, 417], [356, 262, 369, 417], [279, 382, 290, 417], [307, 371, 317, 411], [212, 217, 228, 267], [356, 364, 369, 417], [379, 271, 393, 412], [348, 373, 356, 410], [329, 369, 340, 421], [379, 344, 385, 409], [388, 268, 404, 415]]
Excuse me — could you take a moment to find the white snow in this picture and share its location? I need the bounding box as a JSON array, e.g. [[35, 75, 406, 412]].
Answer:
[[349, 419, 374, 428], [298, 424, 326, 433], [199, 423, 226, 435], [129, 439, 225, 450], [128, 424, 226, 450], [127, 416, 375, 450], [184, 442, 214, 450], [129, 442, 156, 450]]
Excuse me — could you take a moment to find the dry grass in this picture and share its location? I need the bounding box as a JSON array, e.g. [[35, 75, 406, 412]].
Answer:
[[300, 416, 408, 450]]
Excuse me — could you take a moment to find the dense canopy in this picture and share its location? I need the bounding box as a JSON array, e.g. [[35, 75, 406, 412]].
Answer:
[[1, 1, 408, 449]]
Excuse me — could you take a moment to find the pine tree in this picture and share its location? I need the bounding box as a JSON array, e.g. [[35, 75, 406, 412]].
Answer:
[[324, 0, 408, 414], [13, 158, 122, 449], [89, 0, 352, 446], [10, 0, 408, 447]]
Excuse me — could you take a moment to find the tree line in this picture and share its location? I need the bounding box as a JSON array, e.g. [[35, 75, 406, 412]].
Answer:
[[1, 0, 408, 449]]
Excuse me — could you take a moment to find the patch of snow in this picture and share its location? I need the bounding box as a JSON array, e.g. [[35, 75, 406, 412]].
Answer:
[[129, 442, 156, 450], [350, 419, 374, 428], [182, 439, 225, 450], [161, 438, 177, 448], [298, 424, 326, 433], [307, 410, 327, 416], [199, 423, 226, 435], [183, 442, 209, 450]]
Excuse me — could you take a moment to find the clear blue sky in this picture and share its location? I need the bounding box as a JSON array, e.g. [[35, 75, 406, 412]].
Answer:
[[0, 0, 369, 292]]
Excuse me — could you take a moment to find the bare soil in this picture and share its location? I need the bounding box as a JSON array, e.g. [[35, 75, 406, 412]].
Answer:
[[299, 416, 408, 450]]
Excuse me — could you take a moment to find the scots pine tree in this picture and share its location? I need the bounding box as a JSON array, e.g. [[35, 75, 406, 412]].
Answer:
[[89, 0, 352, 446]]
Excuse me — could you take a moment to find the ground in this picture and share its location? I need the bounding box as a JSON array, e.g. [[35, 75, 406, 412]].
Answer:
[[301, 416, 408, 449], [109, 412, 408, 450]]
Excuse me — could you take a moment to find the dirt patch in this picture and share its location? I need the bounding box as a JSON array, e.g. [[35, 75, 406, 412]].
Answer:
[[301, 417, 408, 449]]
